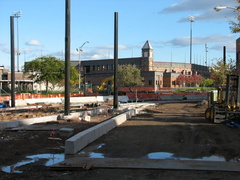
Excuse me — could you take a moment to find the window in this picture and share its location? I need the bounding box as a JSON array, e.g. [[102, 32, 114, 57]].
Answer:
[[85, 66, 90, 73], [149, 80, 152, 85], [97, 65, 100, 71], [92, 65, 95, 71]]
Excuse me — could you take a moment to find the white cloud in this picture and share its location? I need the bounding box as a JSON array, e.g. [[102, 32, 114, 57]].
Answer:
[[26, 40, 42, 46], [161, 0, 235, 14], [161, 34, 236, 47], [160, 0, 237, 22], [211, 41, 236, 53]]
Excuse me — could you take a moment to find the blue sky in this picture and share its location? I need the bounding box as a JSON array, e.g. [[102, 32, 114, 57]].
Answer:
[[0, 0, 239, 70]]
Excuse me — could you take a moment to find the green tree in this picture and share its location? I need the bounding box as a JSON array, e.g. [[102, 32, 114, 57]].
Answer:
[[23, 56, 78, 93], [201, 78, 214, 87], [209, 58, 236, 87], [118, 64, 144, 92]]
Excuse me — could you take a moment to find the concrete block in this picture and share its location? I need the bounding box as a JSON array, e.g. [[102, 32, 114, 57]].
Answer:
[[65, 110, 133, 154], [0, 115, 58, 130], [59, 128, 74, 137], [0, 121, 20, 130]]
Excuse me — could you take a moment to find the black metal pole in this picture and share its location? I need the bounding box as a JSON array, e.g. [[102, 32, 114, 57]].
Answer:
[[10, 16, 15, 107], [223, 46, 226, 67], [64, 0, 70, 115], [84, 67, 86, 96], [113, 12, 118, 109], [190, 20, 193, 64]]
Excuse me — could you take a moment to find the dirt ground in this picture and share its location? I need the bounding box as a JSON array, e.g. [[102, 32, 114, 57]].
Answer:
[[1, 102, 240, 179]]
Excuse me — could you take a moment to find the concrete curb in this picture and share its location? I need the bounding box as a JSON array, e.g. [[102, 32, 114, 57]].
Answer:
[[65, 109, 137, 154], [0, 115, 58, 130], [64, 103, 150, 155], [51, 157, 240, 172]]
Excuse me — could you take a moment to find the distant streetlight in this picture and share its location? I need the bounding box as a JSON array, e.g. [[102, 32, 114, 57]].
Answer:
[[189, 15, 194, 64], [76, 41, 89, 94], [13, 11, 22, 72], [214, 6, 240, 12], [205, 44, 208, 66]]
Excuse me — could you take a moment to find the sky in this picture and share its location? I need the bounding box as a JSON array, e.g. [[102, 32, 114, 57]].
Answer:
[[0, 0, 239, 70]]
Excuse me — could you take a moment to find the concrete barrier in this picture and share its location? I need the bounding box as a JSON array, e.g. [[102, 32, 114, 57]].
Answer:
[[24, 98, 63, 105], [0, 115, 58, 130], [65, 109, 136, 154], [14, 95, 129, 106]]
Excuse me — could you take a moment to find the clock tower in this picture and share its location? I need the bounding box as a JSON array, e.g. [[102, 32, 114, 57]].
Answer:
[[142, 40, 154, 71]]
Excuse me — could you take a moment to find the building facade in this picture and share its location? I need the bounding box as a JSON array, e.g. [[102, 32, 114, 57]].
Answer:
[[0, 66, 34, 93], [71, 40, 209, 92]]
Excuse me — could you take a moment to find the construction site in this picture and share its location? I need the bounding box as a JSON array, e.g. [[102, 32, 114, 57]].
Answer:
[[0, 90, 240, 179]]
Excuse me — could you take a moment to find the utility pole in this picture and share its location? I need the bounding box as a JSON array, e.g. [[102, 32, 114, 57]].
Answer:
[[76, 41, 89, 94], [223, 46, 226, 67], [205, 44, 208, 66], [64, 0, 70, 115], [113, 12, 119, 109], [189, 15, 194, 64], [13, 11, 21, 72], [10, 16, 15, 107]]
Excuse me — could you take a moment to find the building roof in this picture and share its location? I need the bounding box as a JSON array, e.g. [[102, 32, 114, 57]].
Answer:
[[142, 40, 153, 50]]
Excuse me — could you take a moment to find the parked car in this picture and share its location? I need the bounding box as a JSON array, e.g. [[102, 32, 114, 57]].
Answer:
[[0, 103, 9, 108]]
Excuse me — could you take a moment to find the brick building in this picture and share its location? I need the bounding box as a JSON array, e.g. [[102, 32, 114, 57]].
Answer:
[[0, 66, 34, 93], [71, 40, 209, 92]]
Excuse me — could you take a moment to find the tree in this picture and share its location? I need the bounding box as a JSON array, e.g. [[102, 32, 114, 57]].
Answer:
[[99, 65, 144, 92], [176, 74, 203, 87], [228, 1, 240, 33], [209, 58, 236, 87], [23, 56, 79, 93], [229, 7, 240, 33], [229, 20, 240, 33], [118, 64, 144, 92], [201, 78, 214, 87], [98, 76, 114, 94], [99, 76, 114, 90], [191, 74, 203, 86], [176, 74, 186, 86]]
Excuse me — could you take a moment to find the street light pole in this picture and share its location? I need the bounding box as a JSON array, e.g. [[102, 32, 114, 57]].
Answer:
[[13, 11, 22, 72], [76, 41, 89, 94], [189, 15, 194, 64], [214, 4, 240, 71], [205, 44, 208, 66], [10, 16, 15, 107], [214, 6, 240, 11]]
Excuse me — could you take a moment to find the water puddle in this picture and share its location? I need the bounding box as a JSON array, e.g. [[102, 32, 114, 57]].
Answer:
[[146, 152, 239, 162], [89, 152, 105, 158], [77, 143, 105, 158], [97, 143, 105, 149], [78, 151, 105, 158], [1, 153, 64, 174]]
